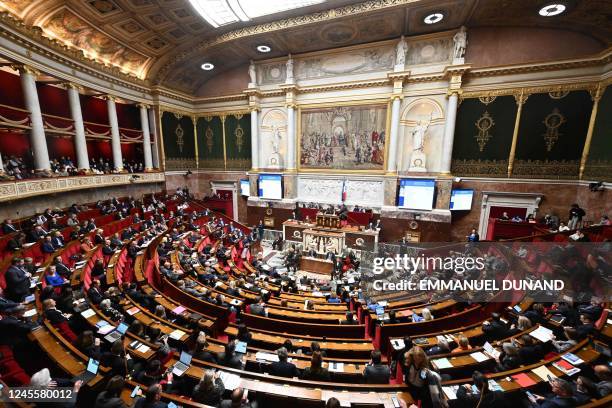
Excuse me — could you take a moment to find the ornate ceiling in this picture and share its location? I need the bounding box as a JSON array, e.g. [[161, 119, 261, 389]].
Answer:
[[0, 0, 610, 95]]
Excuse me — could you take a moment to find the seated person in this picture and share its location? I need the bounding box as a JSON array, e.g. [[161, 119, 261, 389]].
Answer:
[[363, 350, 390, 384], [451, 335, 472, 354], [457, 370, 510, 408], [269, 347, 299, 378], [301, 351, 330, 381]]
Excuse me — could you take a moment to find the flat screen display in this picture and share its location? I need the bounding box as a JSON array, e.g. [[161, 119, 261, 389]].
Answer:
[[240, 179, 250, 197], [398, 179, 435, 210], [258, 174, 282, 200], [450, 189, 474, 210]]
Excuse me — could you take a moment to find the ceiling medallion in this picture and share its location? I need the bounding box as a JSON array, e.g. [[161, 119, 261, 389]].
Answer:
[[539, 4, 566, 17], [175, 123, 185, 153], [474, 111, 495, 152], [478, 96, 497, 105], [542, 108, 566, 152]]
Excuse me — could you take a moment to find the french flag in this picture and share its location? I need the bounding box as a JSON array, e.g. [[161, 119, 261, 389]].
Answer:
[[341, 179, 347, 202]]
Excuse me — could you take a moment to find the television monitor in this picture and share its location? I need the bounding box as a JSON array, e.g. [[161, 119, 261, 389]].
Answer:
[[450, 189, 474, 210], [398, 179, 435, 210], [258, 174, 282, 200], [240, 179, 250, 197]]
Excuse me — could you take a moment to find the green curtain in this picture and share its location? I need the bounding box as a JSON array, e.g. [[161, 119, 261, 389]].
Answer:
[[197, 116, 224, 169], [451, 95, 516, 177], [161, 111, 196, 170], [584, 86, 612, 181], [224, 113, 252, 170], [513, 90, 592, 179]]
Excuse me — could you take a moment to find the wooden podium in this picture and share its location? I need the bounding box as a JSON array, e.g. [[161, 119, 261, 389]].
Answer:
[[300, 257, 334, 276], [316, 213, 341, 229]]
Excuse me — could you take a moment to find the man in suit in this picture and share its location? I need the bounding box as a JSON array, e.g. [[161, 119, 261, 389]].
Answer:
[[87, 279, 104, 305], [94, 229, 105, 245], [269, 347, 299, 378], [53, 256, 71, 278], [41, 236, 55, 254], [51, 231, 64, 250], [249, 297, 267, 317], [456, 371, 510, 408], [5, 258, 31, 302], [340, 311, 356, 325], [2, 219, 18, 234], [219, 388, 256, 408], [363, 350, 390, 384], [27, 225, 47, 243], [531, 378, 576, 408], [575, 313, 595, 339], [482, 313, 509, 341]]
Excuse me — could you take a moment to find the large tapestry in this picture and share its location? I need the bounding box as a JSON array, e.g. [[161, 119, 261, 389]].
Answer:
[[299, 104, 387, 171], [161, 111, 196, 170]]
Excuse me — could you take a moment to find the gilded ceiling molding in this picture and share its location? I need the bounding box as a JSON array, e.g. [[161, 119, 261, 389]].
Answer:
[[195, 109, 251, 119], [153, 0, 423, 81], [467, 48, 612, 78], [460, 82, 601, 100]]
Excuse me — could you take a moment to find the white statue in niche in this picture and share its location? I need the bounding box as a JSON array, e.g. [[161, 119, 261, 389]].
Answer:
[[268, 126, 283, 167], [394, 35, 408, 72], [453, 26, 467, 64], [409, 118, 431, 172], [285, 54, 294, 83], [248, 60, 257, 86]]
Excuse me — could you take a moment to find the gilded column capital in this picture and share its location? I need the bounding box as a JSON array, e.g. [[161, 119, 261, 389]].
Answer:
[[389, 94, 403, 102], [103, 95, 117, 102], [285, 103, 298, 110], [12, 63, 40, 78], [589, 84, 603, 103], [64, 82, 84, 92], [447, 89, 462, 97], [513, 91, 529, 106]]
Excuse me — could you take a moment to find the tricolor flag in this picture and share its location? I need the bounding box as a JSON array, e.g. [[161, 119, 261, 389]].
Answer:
[[341, 179, 347, 202]]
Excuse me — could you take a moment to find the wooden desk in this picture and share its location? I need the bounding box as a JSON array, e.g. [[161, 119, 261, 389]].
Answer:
[[300, 256, 334, 275]]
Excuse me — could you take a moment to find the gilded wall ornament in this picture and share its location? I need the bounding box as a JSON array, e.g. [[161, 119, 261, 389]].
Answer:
[[549, 90, 569, 99], [478, 96, 497, 105], [542, 108, 566, 152], [205, 126, 214, 153], [175, 123, 184, 153], [474, 111, 495, 152], [234, 124, 244, 153]]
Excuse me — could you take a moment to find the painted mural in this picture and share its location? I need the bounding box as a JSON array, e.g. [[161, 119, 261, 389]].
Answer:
[[299, 104, 387, 171], [42, 8, 149, 78]]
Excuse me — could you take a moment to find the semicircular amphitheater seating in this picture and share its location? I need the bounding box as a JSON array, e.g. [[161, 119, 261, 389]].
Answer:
[[1, 192, 610, 408]]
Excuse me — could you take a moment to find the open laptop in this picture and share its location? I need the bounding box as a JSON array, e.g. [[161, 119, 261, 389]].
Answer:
[[104, 322, 129, 343], [73, 358, 99, 383], [235, 341, 247, 354], [172, 351, 192, 376]]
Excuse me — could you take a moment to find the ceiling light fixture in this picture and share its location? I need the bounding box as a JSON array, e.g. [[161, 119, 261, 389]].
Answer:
[[423, 12, 444, 24], [188, 0, 326, 28], [257, 45, 271, 53], [538, 3, 566, 16], [201, 62, 215, 70]]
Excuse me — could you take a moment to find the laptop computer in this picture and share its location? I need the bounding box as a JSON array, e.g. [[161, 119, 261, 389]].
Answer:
[[172, 351, 192, 376], [74, 358, 99, 383], [104, 322, 129, 343], [235, 341, 247, 354]]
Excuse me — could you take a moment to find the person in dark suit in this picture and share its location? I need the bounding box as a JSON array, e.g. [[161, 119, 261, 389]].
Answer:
[[301, 351, 330, 381], [7, 232, 25, 252], [363, 350, 391, 384], [54, 256, 71, 278], [457, 371, 510, 408], [5, 258, 31, 302], [88, 279, 104, 305], [269, 347, 299, 378], [219, 387, 257, 408], [0, 304, 36, 347], [482, 313, 509, 341], [340, 311, 356, 325], [249, 297, 267, 317], [51, 231, 64, 249], [94, 375, 128, 408], [530, 378, 577, 408], [218, 342, 243, 370], [133, 383, 166, 408], [192, 370, 225, 406], [2, 219, 18, 234], [574, 313, 595, 339], [518, 334, 543, 364], [41, 236, 56, 254]]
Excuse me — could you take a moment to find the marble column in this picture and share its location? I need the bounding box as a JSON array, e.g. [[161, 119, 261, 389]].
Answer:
[[250, 108, 259, 169], [139, 105, 153, 170], [0, 152, 4, 173], [67, 84, 89, 170], [19, 66, 50, 171], [440, 91, 459, 174], [386, 96, 401, 173], [106, 96, 123, 171], [579, 85, 603, 179], [286, 105, 296, 170], [148, 108, 160, 169]]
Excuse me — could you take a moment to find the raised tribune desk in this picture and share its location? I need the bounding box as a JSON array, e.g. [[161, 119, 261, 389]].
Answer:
[[283, 219, 378, 254]]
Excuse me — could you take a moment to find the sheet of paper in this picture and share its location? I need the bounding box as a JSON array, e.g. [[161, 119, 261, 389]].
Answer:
[[531, 365, 557, 381], [391, 339, 405, 350], [24, 309, 37, 317], [126, 307, 140, 315], [483, 342, 501, 359], [81, 309, 95, 318], [218, 371, 241, 390], [136, 344, 151, 353], [442, 386, 458, 400], [328, 362, 345, 373], [254, 352, 279, 362], [561, 353, 584, 365], [98, 325, 115, 335], [169, 329, 186, 340], [512, 373, 536, 387], [432, 358, 453, 369], [470, 352, 489, 362], [529, 326, 554, 342]]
